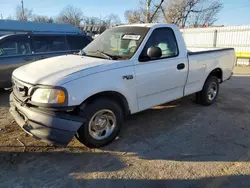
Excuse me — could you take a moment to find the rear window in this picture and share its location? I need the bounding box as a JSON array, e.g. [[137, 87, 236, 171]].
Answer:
[[32, 35, 69, 53], [66, 35, 91, 50]]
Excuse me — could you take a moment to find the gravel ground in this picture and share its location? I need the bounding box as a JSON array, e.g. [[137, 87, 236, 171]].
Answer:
[[0, 73, 250, 188]]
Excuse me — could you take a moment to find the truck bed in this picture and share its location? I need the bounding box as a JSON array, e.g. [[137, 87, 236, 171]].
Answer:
[[184, 47, 235, 96]]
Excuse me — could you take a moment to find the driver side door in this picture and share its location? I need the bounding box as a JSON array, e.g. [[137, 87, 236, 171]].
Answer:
[[0, 35, 35, 87], [135, 27, 188, 111]]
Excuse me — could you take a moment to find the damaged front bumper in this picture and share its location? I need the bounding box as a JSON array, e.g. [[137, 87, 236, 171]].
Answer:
[[9, 92, 85, 146]]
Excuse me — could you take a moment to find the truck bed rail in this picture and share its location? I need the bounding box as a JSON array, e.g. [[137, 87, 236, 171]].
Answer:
[[188, 48, 234, 55]]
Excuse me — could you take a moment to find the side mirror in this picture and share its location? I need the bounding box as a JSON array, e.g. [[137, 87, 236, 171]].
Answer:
[[147, 47, 162, 59]]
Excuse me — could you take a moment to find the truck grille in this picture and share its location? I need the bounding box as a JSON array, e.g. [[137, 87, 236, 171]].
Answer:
[[12, 78, 32, 100]]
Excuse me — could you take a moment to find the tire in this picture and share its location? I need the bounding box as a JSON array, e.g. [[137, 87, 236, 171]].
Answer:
[[76, 98, 123, 148], [196, 76, 219, 106]]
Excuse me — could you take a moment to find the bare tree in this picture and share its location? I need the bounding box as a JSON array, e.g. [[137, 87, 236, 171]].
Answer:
[[189, 1, 223, 27], [16, 5, 33, 21], [102, 14, 121, 25], [124, 10, 142, 24], [33, 15, 54, 23], [162, 0, 223, 28], [162, 0, 200, 27], [57, 5, 83, 27], [84, 16, 100, 25], [124, 0, 164, 24]]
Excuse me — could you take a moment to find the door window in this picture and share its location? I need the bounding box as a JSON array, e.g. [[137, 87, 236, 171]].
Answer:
[[0, 35, 31, 57], [32, 36, 49, 53], [139, 27, 179, 61], [32, 35, 68, 53], [50, 36, 68, 52]]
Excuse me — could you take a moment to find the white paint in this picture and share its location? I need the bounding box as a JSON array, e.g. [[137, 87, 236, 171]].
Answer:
[[13, 55, 114, 85], [13, 23, 235, 114], [185, 49, 235, 96]]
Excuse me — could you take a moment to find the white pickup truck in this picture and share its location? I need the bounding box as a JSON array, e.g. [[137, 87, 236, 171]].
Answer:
[[10, 24, 235, 148]]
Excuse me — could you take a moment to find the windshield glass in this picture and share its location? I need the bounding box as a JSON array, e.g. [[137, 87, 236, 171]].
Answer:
[[82, 26, 149, 60]]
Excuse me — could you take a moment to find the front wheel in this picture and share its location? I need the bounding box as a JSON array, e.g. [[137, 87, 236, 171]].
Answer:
[[196, 76, 219, 106], [76, 98, 123, 148]]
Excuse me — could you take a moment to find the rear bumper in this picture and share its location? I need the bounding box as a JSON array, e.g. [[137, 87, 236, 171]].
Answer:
[[9, 93, 85, 146], [227, 72, 233, 81]]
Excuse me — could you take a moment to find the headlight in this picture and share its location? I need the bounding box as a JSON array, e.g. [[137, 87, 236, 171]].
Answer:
[[31, 88, 66, 104]]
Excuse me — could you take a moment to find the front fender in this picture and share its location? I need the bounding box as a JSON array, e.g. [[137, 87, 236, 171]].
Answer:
[[62, 67, 138, 114]]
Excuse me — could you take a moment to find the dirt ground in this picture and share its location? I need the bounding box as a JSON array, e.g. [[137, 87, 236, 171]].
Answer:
[[0, 69, 250, 188]]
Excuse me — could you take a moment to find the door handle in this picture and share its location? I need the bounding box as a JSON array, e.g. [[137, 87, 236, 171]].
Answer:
[[177, 63, 185, 70]]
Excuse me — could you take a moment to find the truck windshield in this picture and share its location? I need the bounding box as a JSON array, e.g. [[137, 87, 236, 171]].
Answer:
[[82, 26, 149, 60]]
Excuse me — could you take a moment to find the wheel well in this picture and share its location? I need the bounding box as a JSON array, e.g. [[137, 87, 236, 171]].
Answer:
[[81, 91, 130, 116], [208, 68, 223, 82]]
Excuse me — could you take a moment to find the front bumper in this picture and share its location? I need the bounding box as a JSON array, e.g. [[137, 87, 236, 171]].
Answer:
[[9, 93, 85, 146]]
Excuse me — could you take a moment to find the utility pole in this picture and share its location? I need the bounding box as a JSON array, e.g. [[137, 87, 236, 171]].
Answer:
[[21, 0, 24, 19], [146, 0, 151, 23]]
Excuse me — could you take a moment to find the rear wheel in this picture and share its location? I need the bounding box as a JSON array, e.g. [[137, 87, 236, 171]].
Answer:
[[196, 76, 219, 106], [76, 98, 123, 148]]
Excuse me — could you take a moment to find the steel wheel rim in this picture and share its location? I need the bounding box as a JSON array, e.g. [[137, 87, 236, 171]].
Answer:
[[88, 109, 116, 140], [207, 82, 218, 101]]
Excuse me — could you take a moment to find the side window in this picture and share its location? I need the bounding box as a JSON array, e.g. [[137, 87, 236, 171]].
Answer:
[[67, 35, 91, 50], [32, 36, 50, 53], [0, 36, 31, 57], [32, 35, 68, 53], [50, 36, 68, 52], [139, 28, 179, 61]]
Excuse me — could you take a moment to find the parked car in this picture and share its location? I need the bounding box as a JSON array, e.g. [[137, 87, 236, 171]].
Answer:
[[10, 23, 235, 148], [0, 33, 92, 88]]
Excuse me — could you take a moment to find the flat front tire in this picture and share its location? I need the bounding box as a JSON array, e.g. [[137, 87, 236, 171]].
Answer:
[[76, 98, 123, 148]]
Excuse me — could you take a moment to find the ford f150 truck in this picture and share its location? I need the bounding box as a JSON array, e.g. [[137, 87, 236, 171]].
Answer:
[[9, 24, 235, 148]]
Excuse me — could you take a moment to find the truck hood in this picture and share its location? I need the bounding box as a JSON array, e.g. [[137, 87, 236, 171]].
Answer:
[[13, 55, 118, 85]]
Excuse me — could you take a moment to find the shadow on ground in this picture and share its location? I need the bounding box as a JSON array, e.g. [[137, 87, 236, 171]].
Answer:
[[76, 175, 250, 188]]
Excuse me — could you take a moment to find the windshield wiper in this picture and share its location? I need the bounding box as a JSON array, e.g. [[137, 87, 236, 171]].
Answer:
[[87, 50, 112, 60], [97, 50, 115, 60], [86, 50, 125, 60]]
